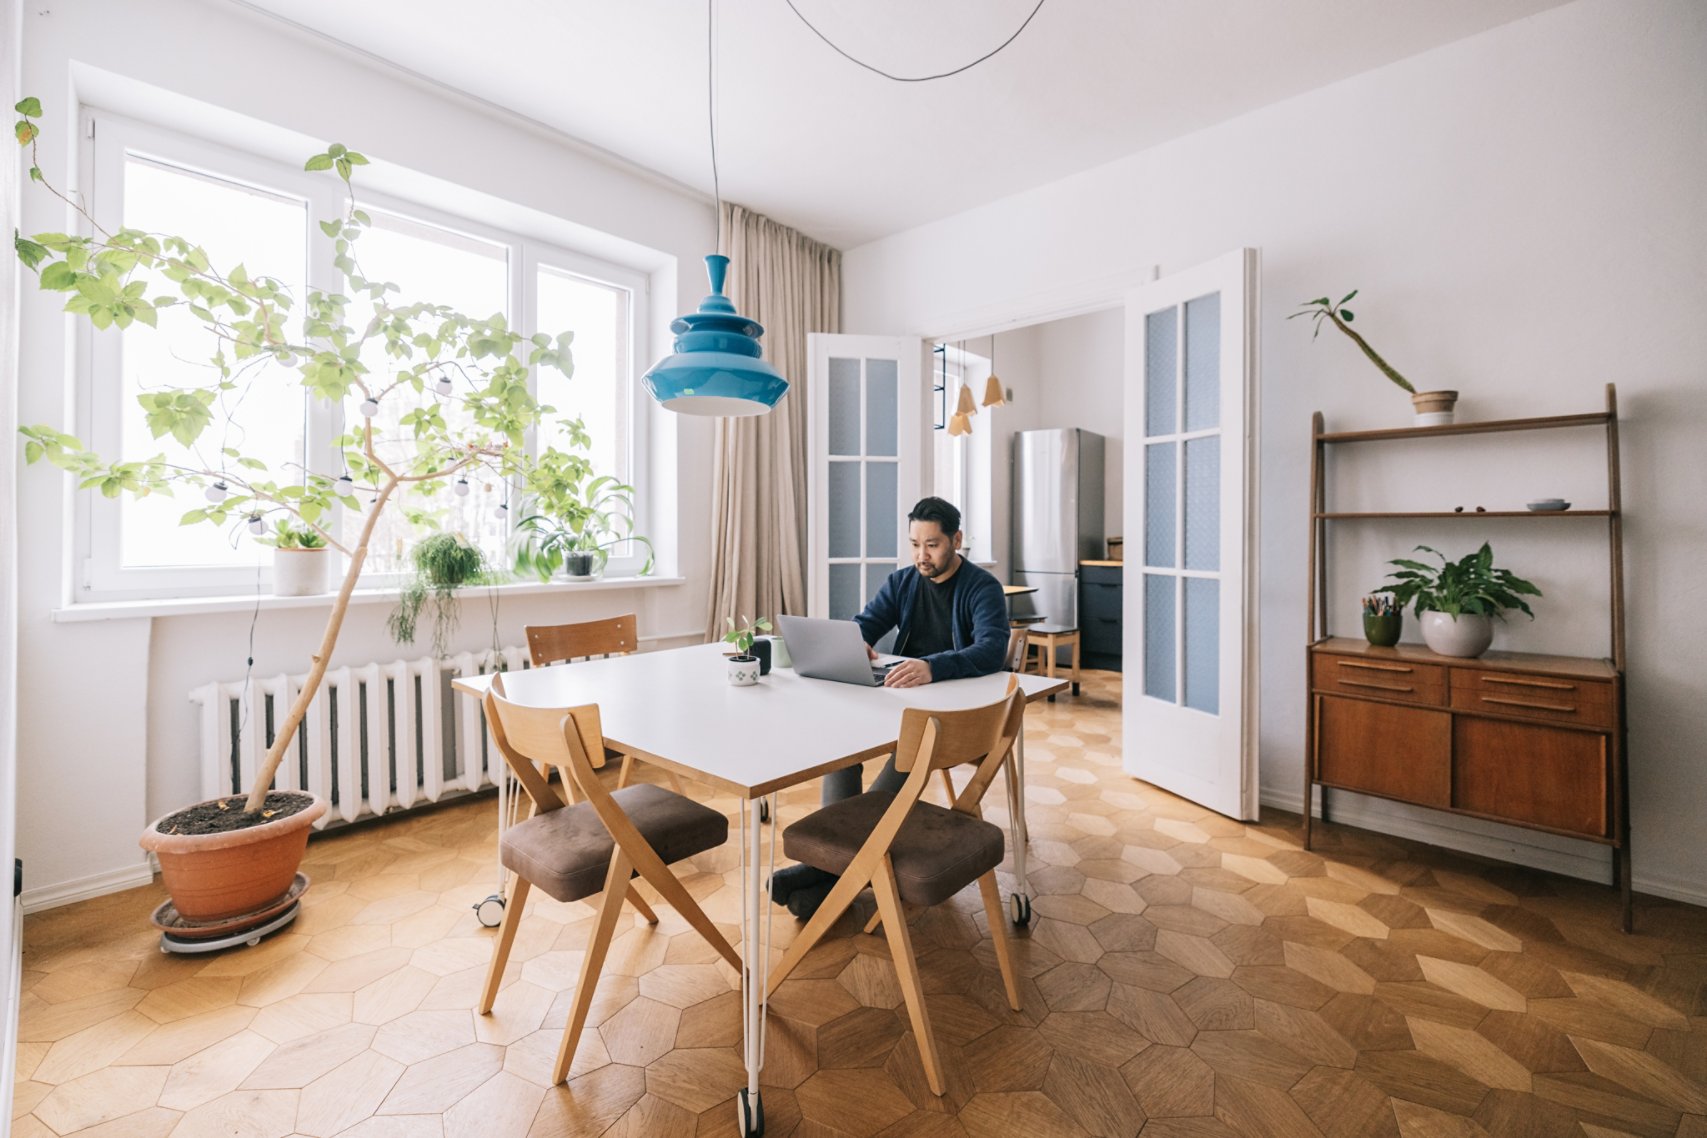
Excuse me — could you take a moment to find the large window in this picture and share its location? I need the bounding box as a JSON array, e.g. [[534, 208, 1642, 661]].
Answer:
[[80, 113, 648, 598]]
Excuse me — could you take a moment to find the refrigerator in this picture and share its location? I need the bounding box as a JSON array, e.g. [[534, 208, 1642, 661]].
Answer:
[[1010, 428, 1106, 631]]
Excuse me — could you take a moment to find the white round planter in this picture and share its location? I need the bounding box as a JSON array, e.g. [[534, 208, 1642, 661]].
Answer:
[[727, 655, 761, 687], [1420, 611, 1494, 658], [272, 548, 330, 597]]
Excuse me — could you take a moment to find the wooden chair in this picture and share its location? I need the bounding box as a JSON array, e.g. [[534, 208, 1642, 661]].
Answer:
[[765, 687, 1027, 1095], [1024, 623, 1081, 699], [479, 675, 741, 1084], [523, 614, 681, 793]]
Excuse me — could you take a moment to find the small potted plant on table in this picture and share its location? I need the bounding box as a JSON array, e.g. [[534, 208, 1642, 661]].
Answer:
[[1376, 543, 1542, 657], [723, 616, 773, 685]]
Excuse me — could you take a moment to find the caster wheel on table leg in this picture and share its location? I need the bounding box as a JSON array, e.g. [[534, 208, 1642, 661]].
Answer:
[[1010, 893, 1032, 928], [1072, 682, 1080, 697], [736, 1088, 764, 1136], [758, 800, 770, 824], [474, 895, 506, 928]]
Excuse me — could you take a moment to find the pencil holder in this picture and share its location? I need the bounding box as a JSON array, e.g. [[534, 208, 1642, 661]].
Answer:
[[1363, 612, 1403, 648]]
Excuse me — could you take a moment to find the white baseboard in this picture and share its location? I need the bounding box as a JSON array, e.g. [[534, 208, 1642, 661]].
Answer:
[[20, 862, 154, 915], [1261, 785, 1707, 909]]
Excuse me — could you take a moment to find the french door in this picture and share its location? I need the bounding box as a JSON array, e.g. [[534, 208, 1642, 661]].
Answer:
[[1123, 249, 1261, 820], [806, 335, 924, 620]]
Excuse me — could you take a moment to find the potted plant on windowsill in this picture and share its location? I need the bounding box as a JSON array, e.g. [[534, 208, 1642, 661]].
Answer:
[[1292, 290, 1459, 425], [13, 99, 593, 933], [1376, 543, 1542, 658], [388, 532, 488, 657], [259, 518, 332, 596], [513, 425, 654, 583]]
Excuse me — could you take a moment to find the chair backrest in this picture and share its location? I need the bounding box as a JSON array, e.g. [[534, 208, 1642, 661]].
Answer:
[[895, 682, 1025, 777], [483, 673, 610, 816], [1004, 628, 1029, 673], [525, 614, 638, 667]]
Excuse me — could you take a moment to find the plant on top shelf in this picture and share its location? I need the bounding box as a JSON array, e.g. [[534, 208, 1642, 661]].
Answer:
[[388, 532, 489, 657], [1376, 542, 1542, 658], [13, 97, 597, 923], [513, 422, 654, 582], [1291, 290, 1459, 424]]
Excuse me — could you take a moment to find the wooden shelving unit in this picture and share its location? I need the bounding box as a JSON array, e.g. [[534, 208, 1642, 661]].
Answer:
[[1303, 385, 1631, 929]]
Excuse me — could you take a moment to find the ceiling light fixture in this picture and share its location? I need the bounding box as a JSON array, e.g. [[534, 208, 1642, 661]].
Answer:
[[641, 0, 789, 417], [982, 333, 1007, 407]]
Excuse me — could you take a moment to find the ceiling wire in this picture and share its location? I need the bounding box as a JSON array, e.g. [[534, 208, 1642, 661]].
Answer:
[[708, 0, 722, 222], [784, 0, 1049, 82]]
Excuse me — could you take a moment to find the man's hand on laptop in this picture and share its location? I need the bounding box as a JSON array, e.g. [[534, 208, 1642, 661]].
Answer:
[[884, 659, 932, 688]]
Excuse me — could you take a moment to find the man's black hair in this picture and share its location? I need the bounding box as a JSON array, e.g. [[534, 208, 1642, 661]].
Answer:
[[907, 496, 961, 537]]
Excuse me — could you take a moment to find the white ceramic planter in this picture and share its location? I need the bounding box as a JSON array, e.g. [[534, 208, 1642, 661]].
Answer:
[[272, 548, 330, 596], [727, 655, 761, 686], [1420, 611, 1494, 657]]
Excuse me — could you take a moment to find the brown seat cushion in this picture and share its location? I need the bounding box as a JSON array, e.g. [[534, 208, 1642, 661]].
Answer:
[[501, 784, 726, 903], [783, 792, 1005, 907]]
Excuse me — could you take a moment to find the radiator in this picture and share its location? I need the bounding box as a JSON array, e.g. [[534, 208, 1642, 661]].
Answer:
[[189, 646, 532, 827]]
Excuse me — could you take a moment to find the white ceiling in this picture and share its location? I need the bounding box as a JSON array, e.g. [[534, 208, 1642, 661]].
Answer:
[[232, 0, 1571, 249]]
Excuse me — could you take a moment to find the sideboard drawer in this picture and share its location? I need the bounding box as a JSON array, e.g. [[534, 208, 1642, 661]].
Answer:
[[1312, 654, 1446, 706], [1450, 670, 1615, 729]]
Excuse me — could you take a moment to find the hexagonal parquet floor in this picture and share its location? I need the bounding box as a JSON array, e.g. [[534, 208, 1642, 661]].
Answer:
[[14, 669, 1707, 1137]]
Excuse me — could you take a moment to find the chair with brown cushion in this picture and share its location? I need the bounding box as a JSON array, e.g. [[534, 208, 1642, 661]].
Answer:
[[765, 687, 1027, 1095], [523, 614, 682, 794], [479, 674, 741, 1084]]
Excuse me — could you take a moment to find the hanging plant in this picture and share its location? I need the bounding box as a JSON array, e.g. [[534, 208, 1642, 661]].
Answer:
[[388, 532, 488, 657]]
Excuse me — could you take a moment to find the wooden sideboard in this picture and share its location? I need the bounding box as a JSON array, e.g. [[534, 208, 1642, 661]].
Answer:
[[1304, 385, 1630, 929]]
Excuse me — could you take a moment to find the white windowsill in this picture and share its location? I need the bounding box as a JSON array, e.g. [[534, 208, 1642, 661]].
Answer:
[[51, 575, 687, 623]]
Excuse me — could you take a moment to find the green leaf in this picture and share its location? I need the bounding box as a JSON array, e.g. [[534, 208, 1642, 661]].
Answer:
[[14, 120, 37, 146], [14, 97, 42, 116], [319, 219, 341, 238], [327, 143, 346, 158], [1337, 289, 1358, 306], [23, 440, 42, 464], [38, 261, 74, 290], [304, 154, 334, 172], [28, 165, 41, 182], [1339, 310, 1354, 322], [14, 232, 47, 269]]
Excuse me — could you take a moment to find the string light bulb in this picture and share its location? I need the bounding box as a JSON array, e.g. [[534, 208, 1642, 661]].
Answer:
[[247, 514, 266, 536], [454, 477, 471, 498], [204, 480, 229, 504], [435, 376, 453, 396], [359, 397, 380, 418]]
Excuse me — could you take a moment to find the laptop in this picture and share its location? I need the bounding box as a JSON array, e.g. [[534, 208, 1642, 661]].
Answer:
[[774, 615, 906, 687]]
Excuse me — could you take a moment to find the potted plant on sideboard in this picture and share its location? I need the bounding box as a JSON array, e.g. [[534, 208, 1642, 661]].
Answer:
[[1291, 290, 1460, 425], [1376, 543, 1542, 658], [13, 99, 595, 936]]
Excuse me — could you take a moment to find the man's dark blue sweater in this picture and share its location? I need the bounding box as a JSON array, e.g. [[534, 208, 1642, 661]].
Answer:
[[853, 556, 1009, 681]]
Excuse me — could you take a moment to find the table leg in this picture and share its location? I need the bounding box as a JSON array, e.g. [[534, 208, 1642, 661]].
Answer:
[[737, 794, 775, 1136]]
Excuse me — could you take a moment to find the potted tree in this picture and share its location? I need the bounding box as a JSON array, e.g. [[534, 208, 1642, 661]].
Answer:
[[512, 425, 654, 582], [14, 100, 590, 930], [1291, 290, 1459, 424], [1376, 543, 1542, 657]]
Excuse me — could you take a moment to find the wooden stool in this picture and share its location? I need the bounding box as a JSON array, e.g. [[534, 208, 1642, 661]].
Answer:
[[1024, 625, 1081, 700]]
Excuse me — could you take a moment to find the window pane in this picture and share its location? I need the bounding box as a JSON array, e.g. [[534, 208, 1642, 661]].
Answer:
[[1143, 573, 1176, 702], [1144, 307, 1177, 437], [828, 358, 860, 456], [865, 563, 892, 609], [1144, 442, 1175, 568], [829, 563, 861, 621], [1184, 436, 1219, 572], [343, 210, 509, 575], [865, 461, 898, 559], [1184, 577, 1219, 714], [828, 461, 860, 558], [865, 358, 898, 456], [120, 157, 308, 570], [1184, 292, 1220, 433], [537, 264, 629, 485]]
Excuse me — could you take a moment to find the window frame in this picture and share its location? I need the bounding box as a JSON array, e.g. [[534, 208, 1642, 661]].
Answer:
[[74, 109, 652, 600]]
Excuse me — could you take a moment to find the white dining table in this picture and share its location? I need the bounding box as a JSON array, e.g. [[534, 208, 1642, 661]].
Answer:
[[452, 642, 1065, 1136]]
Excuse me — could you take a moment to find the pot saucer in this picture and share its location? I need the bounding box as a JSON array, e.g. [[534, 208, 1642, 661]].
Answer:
[[150, 872, 310, 939]]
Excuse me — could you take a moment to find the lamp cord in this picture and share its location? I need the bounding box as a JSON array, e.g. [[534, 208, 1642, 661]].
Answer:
[[784, 0, 1049, 82], [708, 0, 722, 225]]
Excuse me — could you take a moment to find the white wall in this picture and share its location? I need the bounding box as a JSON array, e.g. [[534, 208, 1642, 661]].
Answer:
[[3, 0, 26, 1111], [846, 0, 1707, 903], [15, 0, 720, 907]]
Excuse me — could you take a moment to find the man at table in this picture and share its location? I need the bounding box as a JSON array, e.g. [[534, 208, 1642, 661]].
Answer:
[[770, 495, 1009, 916]]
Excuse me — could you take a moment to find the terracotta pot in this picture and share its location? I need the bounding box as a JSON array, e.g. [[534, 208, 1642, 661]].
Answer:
[[1410, 389, 1459, 426], [139, 793, 327, 921]]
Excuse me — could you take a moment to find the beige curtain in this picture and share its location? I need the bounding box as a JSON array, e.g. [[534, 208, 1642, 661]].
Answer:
[[704, 203, 840, 639]]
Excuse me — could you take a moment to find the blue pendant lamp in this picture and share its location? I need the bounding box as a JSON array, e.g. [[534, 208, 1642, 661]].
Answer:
[[642, 253, 789, 416]]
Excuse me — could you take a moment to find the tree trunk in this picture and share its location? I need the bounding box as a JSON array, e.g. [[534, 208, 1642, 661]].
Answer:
[[243, 480, 398, 813]]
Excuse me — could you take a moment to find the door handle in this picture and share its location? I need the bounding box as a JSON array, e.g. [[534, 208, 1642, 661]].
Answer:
[[1482, 675, 1575, 692], [1481, 695, 1577, 714], [1338, 679, 1416, 693], [1336, 660, 1414, 674]]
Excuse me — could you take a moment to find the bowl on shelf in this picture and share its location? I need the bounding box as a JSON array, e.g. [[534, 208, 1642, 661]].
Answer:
[[1526, 499, 1571, 512]]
